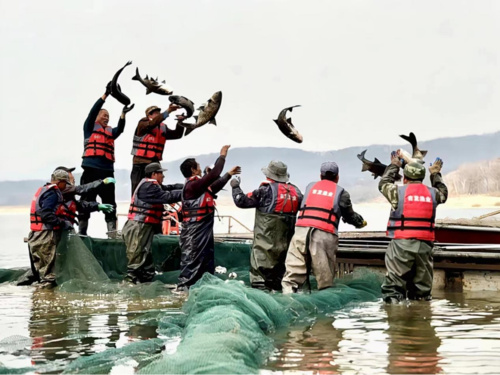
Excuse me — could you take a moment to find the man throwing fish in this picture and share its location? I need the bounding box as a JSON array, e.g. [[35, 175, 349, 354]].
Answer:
[[281, 162, 366, 293], [177, 145, 240, 291], [231, 160, 303, 291], [130, 104, 184, 195], [79, 83, 134, 237], [379, 153, 448, 303]]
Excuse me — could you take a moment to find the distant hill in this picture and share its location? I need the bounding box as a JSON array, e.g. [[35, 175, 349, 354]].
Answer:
[[2, 131, 499, 206]]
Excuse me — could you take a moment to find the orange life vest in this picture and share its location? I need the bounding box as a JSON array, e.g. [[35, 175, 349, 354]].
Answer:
[[128, 178, 165, 224], [83, 123, 115, 162], [387, 184, 437, 241], [30, 184, 66, 231], [181, 176, 215, 223], [296, 180, 343, 234], [131, 123, 168, 161]]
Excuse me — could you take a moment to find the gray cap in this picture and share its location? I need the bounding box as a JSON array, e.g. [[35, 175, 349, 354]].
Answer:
[[320, 161, 339, 176], [404, 162, 426, 180], [51, 169, 72, 185], [145, 162, 167, 175], [261, 160, 289, 183]]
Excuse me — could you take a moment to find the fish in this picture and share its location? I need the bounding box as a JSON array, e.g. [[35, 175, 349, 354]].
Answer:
[[273, 105, 303, 143], [110, 61, 132, 106], [132, 67, 173, 95], [357, 150, 402, 180], [178, 91, 222, 135], [168, 95, 195, 119], [399, 132, 427, 161]]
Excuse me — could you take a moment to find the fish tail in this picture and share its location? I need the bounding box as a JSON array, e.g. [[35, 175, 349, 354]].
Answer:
[[132, 68, 141, 81]]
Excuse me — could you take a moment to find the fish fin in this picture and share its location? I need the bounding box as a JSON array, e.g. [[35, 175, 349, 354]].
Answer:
[[372, 174, 378, 179], [357, 149, 367, 161], [162, 80, 165, 84], [420, 150, 428, 157], [146, 88, 152, 95], [132, 68, 141, 81], [197, 106, 205, 111], [145, 75, 149, 80], [194, 115, 198, 121], [273, 119, 279, 125], [287, 105, 301, 112], [155, 77, 158, 81], [210, 118, 217, 126], [361, 163, 370, 172], [374, 157, 381, 164]]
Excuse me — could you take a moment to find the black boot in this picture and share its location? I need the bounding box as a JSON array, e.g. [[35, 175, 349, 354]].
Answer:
[[78, 219, 89, 236]]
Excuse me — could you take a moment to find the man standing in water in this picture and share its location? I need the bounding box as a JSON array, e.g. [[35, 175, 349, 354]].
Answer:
[[379, 154, 447, 303], [177, 145, 240, 291], [79, 83, 134, 237], [231, 160, 302, 291]]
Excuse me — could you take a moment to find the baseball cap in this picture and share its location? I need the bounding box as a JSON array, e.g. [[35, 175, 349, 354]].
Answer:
[[145, 106, 161, 116], [53, 166, 75, 173], [320, 162, 339, 176], [145, 162, 167, 175], [51, 169, 72, 185]]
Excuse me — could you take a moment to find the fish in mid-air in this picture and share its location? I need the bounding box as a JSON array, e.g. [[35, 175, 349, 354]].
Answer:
[[273, 105, 303, 143], [178, 91, 222, 135], [357, 150, 402, 180], [399, 132, 427, 163], [168, 95, 195, 119], [132, 68, 173, 95], [110, 61, 133, 106]]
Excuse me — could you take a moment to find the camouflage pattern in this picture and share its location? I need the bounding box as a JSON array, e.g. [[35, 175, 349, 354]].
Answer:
[[51, 169, 71, 185], [282, 226, 339, 293], [27, 230, 62, 283], [403, 162, 426, 180], [122, 220, 157, 283], [381, 239, 434, 301], [378, 164, 448, 210]]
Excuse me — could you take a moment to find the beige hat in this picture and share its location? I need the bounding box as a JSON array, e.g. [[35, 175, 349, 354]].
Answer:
[[145, 106, 161, 116], [51, 169, 72, 185], [261, 160, 289, 183]]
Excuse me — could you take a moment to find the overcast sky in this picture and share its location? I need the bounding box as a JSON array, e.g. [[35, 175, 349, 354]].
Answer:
[[1, 0, 499, 180]]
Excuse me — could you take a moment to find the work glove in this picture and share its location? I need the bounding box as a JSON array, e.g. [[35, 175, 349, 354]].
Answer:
[[390, 151, 402, 168], [103, 177, 116, 185], [429, 157, 443, 174], [122, 104, 135, 114], [230, 176, 241, 188], [98, 204, 114, 213], [105, 81, 112, 96]]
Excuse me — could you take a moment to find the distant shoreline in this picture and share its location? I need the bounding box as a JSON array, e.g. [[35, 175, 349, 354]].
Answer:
[[3, 194, 500, 215]]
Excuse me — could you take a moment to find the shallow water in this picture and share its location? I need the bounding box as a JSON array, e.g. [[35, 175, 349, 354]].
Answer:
[[1, 284, 499, 374]]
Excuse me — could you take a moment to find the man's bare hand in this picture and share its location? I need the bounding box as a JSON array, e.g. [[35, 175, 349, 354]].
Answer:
[[167, 104, 181, 113], [228, 166, 241, 176], [220, 145, 231, 157]]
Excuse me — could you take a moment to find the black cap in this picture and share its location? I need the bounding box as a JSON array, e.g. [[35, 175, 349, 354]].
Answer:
[[54, 166, 75, 173]]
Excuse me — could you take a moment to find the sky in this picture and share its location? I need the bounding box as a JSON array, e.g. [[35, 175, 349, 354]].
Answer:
[[1, 0, 500, 180]]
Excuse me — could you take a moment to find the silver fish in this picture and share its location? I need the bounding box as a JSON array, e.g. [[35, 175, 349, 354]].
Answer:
[[168, 95, 195, 119], [179, 91, 222, 135], [132, 67, 173, 95], [357, 149, 401, 180], [273, 105, 303, 143], [399, 132, 427, 161]]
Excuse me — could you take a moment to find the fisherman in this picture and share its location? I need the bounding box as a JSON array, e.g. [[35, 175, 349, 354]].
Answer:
[[177, 145, 241, 291], [54, 166, 116, 230], [123, 162, 184, 283], [28, 169, 73, 288], [130, 104, 184, 195], [379, 153, 447, 303], [79, 83, 134, 237], [230, 160, 303, 291], [281, 162, 367, 293]]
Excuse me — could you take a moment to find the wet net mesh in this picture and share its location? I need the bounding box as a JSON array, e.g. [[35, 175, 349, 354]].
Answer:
[[0, 234, 382, 374]]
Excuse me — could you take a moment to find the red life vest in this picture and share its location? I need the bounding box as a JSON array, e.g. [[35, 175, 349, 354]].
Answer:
[[387, 184, 437, 241], [181, 176, 215, 223], [60, 200, 77, 225], [128, 178, 165, 224], [30, 184, 65, 231], [131, 123, 168, 161], [296, 180, 343, 234], [83, 123, 115, 162], [257, 181, 300, 215]]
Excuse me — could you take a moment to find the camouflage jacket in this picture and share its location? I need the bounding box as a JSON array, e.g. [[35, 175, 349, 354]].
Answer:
[[378, 164, 448, 210]]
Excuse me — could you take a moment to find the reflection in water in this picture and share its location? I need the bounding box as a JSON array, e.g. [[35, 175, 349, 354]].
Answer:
[[266, 292, 500, 374], [385, 302, 442, 374]]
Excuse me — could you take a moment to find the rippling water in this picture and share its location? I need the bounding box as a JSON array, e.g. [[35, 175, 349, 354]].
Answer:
[[265, 291, 500, 374]]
